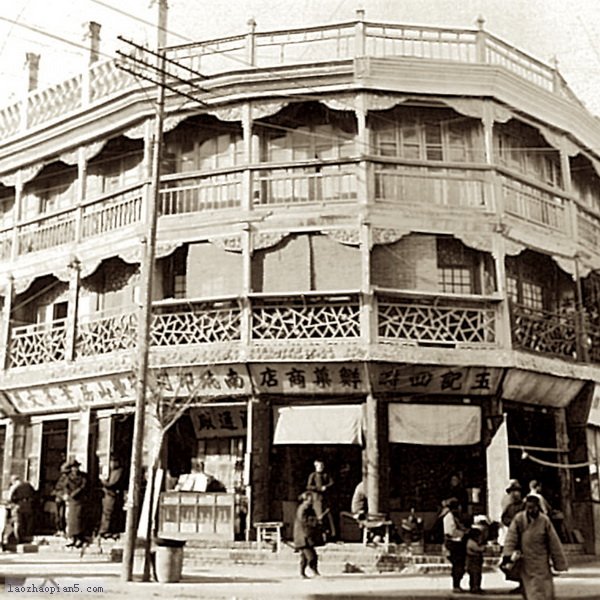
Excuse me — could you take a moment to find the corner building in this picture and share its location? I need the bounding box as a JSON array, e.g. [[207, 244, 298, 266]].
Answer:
[[1, 11, 600, 551]]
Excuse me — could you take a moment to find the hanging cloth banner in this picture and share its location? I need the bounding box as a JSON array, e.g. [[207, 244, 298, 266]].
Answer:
[[388, 403, 481, 446], [273, 404, 363, 445]]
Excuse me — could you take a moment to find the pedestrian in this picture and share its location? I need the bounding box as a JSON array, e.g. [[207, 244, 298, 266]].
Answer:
[[465, 527, 486, 594], [293, 491, 321, 579], [306, 459, 335, 541], [98, 455, 125, 539], [528, 480, 552, 515], [52, 462, 70, 536], [500, 479, 524, 541], [443, 498, 468, 593], [502, 494, 568, 600], [351, 479, 368, 520], [62, 459, 88, 548], [8, 475, 36, 544]]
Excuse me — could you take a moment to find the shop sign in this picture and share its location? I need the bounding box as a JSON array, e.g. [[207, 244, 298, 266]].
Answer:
[[190, 405, 247, 438], [250, 362, 367, 394], [4, 374, 136, 413], [371, 364, 503, 395], [149, 365, 252, 397]]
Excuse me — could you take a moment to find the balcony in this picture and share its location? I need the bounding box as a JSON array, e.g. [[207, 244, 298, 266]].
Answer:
[[509, 302, 578, 359], [0, 14, 577, 141], [9, 319, 67, 367]]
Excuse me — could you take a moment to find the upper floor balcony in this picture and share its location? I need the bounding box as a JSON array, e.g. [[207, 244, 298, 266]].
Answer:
[[0, 12, 581, 143]]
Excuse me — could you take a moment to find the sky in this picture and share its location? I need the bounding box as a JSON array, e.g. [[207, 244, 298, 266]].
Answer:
[[0, 0, 599, 115]]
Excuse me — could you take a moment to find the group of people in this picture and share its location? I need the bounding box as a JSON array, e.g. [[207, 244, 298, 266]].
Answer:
[[442, 475, 568, 598], [3, 455, 125, 550]]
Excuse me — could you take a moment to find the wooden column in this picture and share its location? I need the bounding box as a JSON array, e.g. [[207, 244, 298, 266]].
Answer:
[[64, 260, 81, 362], [365, 392, 380, 514], [244, 396, 254, 541], [554, 408, 575, 538], [0, 275, 14, 370], [10, 175, 23, 261], [250, 397, 270, 526], [492, 235, 512, 349]]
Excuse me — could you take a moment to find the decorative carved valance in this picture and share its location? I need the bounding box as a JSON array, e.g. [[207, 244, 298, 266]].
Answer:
[[156, 241, 184, 259], [19, 162, 47, 185], [371, 227, 411, 246], [365, 94, 408, 112], [123, 121, 147, 140], [253, 231, 289, 251], [453, 231, 494, 253], [0, 171, 17, 187], [117, 245, 143, 264], [208, 235, 243, 253], [321, 228, 360, 246]]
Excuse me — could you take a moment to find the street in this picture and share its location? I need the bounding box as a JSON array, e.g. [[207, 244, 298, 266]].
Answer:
[[1, 554, 600, 600]]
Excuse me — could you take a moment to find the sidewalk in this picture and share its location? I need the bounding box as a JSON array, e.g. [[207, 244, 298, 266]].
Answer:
[[1, 553, 600, 599]]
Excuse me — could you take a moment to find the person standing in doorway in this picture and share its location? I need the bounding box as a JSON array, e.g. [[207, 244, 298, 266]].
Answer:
[[306, 459, 335, 541], [8, 475, 36, 544], [52, 461, 70, 536], [98, 455, 125, 539], [293, 491, 321, 579], [62, 459, 88, 548], [502, 494, 567, 600], [443, 498, 468, 593]]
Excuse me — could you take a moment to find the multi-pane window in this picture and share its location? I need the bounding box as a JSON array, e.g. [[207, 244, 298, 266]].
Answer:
[[506, 276, 519, 303], [87, 138, 144, 197], [372, 109, 481, 163], [165, 129, 244, 173], [0, 187, 15, 229], [496, 122, 562, 188], [265, 124, 355, 163], [571, 156, 600, 213], [23, 166, 78, 218], [522, 281, 544, 311], [438, 266, 472, 294]]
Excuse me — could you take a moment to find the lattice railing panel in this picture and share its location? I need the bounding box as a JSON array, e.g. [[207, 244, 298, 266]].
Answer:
[[76, 311, 138, 357], [377, 298, 496, 345], [252, 296, 361, 340], [151, 304, 242, 346], [9, 320, 67, 367], [510, 303, 577, 359]]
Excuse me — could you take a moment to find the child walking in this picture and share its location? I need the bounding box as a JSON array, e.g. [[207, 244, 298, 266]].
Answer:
[[465, 527, 486, 593]]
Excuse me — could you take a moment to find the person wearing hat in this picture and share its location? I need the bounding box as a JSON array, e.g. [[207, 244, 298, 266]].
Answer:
[[501, 480, 525, 529], [62, 458, 88, 548], [98, 455, 125, 540], [443, 498, 468, 593], [293, 491, 321, 579]]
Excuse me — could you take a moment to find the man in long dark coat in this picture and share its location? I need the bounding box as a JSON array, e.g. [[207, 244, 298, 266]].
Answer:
[[62, 459, 87, 548], [306, 459, 335, 540], [502, 494, 567, 600], [98, 456, 125, 539], [293, 491, 320, 579], [9, 475, 36, 544]]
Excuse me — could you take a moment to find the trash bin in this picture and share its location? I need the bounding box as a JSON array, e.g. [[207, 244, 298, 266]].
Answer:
[[154, 537, 186, 583]]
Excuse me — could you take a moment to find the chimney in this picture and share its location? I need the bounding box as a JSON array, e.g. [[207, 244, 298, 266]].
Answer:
[[85, 21, 102, 65], [24, 53, 40, 92]]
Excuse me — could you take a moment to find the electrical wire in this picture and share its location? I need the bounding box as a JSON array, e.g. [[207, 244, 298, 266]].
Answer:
[[521, 450, 594, 470]]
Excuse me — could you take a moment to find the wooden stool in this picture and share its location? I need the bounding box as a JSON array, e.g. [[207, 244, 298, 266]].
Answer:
[[361, 516, 393, 551], [254, 521, 284, 552]]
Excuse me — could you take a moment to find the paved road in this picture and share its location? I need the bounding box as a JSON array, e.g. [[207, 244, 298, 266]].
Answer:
[[1, 554, 599, 599]]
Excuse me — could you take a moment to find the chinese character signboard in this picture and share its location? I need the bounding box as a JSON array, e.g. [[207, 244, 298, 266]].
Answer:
[[250, 363, 367, 394], [371, 364, 503, 396], [190, 405, 247, 438]]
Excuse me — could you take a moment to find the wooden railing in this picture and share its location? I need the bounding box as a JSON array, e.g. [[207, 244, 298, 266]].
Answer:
[[81, 187, 144, 238], [0, 229, 12, 261], [577, 207, 600, 250], [0, 13, 578, 140], [160, 173, 242, 214], [16, 211, 77, 255], [501, 176, 567, 232], [374, 166, 488, 208], [376, 292, 497, 347], [9, 319, 67, 367], [253, 166, 357, 206], [76, 308, 138, 357], [509, 302, 577, 359]]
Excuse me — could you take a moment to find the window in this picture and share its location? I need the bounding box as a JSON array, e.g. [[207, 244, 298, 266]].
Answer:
[[506, 276, 518, 303], [372, 110, 481, 163], [24, 167, 78, 217], [522, 281, 544, 311], [438, 266, 472, 294], [436, 237, 479, 294]]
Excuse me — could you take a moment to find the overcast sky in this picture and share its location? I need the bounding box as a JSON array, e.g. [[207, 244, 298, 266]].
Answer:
[[1, 0, 599, 115]]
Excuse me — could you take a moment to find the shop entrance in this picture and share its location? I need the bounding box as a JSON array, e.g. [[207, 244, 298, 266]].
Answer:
[[270, 444, 363, 540], [39, 419, 69, 533]]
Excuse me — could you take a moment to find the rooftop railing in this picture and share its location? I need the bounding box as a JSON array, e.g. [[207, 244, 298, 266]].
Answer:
[[0, 12, 579, 141]]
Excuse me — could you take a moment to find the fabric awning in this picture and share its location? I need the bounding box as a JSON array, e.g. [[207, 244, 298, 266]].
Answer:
[[388, 404, 481, 446], [273, 404, 363, 445]]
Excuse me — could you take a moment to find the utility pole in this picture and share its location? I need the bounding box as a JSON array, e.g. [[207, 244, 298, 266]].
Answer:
[[120, 1, 167, 582]]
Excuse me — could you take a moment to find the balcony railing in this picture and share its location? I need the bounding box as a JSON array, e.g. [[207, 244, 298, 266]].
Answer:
[[251, 293, 361, 340], [9, 319, 67, 367], [160, 173, 242, 215], [253, 167, 357, 207], [16, 212, 77, 255], [76, 308, 138, 357], [376, 293, 497, 347], [577, 207, 600, 250], [374, 166, 488, 208], [81, 187, 144, 238], [0, 14, 577, 142], [502, 176, 567, 232], [0, 229, 12, 261], [151, 299, 242, 346], [509, 302, 577, 359]]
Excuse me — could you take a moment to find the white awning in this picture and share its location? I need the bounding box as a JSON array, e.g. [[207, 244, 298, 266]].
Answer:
[[388, 404, 481, 446], [273, 404, 363, 445]]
